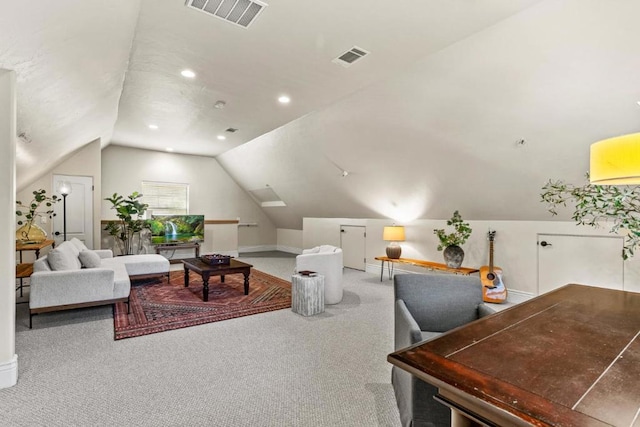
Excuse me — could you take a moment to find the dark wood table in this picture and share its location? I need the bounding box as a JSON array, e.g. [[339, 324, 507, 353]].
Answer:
[[388, 284, 640, 427], [182, 258, 252, 302]]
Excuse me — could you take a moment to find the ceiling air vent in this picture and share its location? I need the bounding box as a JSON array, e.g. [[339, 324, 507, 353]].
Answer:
[[332, 46, 370, 68], [186, 0, 267, 28]]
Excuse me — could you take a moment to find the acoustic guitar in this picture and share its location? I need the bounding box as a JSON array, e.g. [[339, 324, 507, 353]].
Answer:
[[479, 230, 508, 303]]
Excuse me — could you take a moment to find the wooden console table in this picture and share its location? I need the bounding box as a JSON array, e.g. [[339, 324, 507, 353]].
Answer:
[[156, 242, 200, 264], [375, 256, 478, 281]]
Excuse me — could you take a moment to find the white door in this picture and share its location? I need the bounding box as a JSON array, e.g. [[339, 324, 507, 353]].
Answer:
[[52, 175, 93, 248], [340, 225, 365, 271], [537, 233, 624, 295]]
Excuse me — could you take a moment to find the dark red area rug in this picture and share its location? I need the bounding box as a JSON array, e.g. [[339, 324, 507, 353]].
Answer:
[[113, 269, 291, 340]]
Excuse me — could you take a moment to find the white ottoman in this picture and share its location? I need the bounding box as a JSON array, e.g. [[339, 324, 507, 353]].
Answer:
[[292, 273, 325, 316]]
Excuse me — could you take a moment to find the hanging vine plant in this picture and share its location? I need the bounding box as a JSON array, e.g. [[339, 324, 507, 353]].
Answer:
[[540, 174, 640, 260]]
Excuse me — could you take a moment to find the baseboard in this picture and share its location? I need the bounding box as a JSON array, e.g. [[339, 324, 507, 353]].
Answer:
[[238, 245, 277, 253], [506, 289, 535, 304], [0, 355, 18, 389], [365, 262, 420, 279], [276, 245, 302, 254]]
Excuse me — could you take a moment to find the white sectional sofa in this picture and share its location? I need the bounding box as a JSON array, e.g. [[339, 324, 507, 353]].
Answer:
[[29, 238, 169, 328]]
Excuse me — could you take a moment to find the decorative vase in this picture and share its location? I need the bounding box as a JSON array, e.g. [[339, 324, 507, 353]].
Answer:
[[443, 245, 464, 269], [16, 222, 47, 243]]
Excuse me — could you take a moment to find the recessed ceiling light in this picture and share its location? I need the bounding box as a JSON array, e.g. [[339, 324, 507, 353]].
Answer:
[[637, 101, 640, 106], [278, 95, 291, 104], [148, 124, 158, 130], [217, 135, 226, 140], [166, 147, 174, 152], [181, 69, 196, 78]]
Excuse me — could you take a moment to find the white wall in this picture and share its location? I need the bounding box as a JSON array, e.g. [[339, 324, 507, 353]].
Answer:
[[101, 145, 277, 252], [16, 139, 102, 255], [304, 217, 640, 296], [0, 69, 17, 388], [276, 228, 303, 254]]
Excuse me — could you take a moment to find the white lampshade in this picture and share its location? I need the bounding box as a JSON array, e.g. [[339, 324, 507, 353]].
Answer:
[[590, 133, 640, 185], [57, 181, 72, 195], [383, 226, 405, 242]]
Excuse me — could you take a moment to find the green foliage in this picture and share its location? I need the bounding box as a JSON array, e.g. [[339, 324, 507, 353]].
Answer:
[[16, 189, 60, 228], [104, 192, 149, 255], [433, 210, 472, 251], [541, 174, 640, 260]]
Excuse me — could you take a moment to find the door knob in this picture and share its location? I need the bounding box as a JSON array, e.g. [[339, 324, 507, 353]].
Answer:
[[540, 241, 552, 247], [54, 231, 61, 236]]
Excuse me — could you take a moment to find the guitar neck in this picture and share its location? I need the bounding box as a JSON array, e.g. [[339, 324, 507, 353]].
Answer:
[[488, 240, 494, 273]]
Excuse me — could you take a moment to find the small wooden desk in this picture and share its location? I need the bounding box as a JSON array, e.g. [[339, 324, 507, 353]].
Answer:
[[388, 284, 640, 426], [16, 239, 55, 262], [15, 239, 55, 297], [375, 256, 478, 281]]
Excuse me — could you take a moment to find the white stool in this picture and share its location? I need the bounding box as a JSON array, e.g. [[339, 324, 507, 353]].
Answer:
[[291, 273, 325, 316]]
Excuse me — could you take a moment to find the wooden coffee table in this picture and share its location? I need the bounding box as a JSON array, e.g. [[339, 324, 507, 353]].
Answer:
[[182, 258, 253, 302]]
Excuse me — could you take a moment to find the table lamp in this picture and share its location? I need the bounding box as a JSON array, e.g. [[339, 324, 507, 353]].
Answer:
[[383, 226, 405, 259]]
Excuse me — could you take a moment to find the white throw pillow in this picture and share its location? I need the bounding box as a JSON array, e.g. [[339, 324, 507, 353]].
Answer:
[[78, 250, 101, 269], [70, 237, 89, 252], [319, 245, 337, 253], [47, 244, 82, 271]]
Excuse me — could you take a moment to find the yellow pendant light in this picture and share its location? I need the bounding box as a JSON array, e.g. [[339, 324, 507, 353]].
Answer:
[[590, 132, 640, 185]]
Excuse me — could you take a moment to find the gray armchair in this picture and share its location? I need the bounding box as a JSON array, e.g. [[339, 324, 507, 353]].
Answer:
[[392, 273, 494, 427]]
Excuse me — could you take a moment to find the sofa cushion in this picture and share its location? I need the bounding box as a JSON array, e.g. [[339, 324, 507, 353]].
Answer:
[[319, 245, 339, 253], [103, 254, 169, 276], [70, 237, 89, 252], [47, 243, 82, 271], [78, 250, 102, 268]]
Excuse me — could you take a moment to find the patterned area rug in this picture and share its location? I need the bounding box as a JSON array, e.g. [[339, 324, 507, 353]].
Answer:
[[113, 269, 291, 340]]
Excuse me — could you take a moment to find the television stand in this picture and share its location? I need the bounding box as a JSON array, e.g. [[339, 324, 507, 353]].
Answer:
[[156, 242, 200, 264]]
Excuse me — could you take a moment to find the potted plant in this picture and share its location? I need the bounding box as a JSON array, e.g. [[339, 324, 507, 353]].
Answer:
[[541, 174, 640, 259], [433, 210, 472, 268], [16, 189, 60, 243], [104, 192, 149, 255]]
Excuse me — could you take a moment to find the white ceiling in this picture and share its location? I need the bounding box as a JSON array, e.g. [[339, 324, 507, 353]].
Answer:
[[3, 0, 640, 229]]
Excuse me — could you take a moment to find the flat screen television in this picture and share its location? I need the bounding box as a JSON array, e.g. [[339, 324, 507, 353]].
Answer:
[[147, 215, 205, 245]]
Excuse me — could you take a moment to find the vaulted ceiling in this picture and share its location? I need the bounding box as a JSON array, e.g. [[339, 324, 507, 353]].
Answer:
[[2, 0, 640, 229]]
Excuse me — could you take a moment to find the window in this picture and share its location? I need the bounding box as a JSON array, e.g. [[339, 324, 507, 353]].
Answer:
[[141, 181, 189, 216]]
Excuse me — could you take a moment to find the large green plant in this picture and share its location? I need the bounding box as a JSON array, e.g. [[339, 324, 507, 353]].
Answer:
[[433, 210, 472, 251], [104, 192, 149, 255], [541, 174, 640, 259]]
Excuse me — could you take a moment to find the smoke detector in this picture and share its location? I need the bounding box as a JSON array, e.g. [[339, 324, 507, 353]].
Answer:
[[332, 46, 370, 68], [186, 0, 268, 28]]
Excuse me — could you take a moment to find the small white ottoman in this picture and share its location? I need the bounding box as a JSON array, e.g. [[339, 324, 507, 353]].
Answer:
[[291, 273, 325, 316]]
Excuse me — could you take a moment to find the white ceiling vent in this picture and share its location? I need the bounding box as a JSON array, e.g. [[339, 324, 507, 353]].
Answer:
[[186, 0, 267, 28], [332, 46, 370, 68]]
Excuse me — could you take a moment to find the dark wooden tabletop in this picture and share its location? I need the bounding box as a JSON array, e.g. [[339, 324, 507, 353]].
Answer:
[[181, 258, 252, 273], [388, 284, 640, 427]]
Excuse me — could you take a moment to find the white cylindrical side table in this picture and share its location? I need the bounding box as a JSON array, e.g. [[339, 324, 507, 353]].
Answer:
[[291, 273, 325, 316]]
